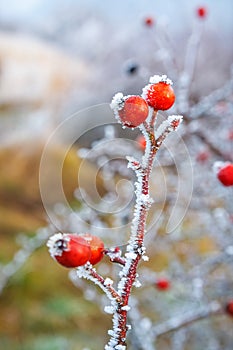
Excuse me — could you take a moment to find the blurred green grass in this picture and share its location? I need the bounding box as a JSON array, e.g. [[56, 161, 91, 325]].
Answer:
[[0, 243, 111, 350]]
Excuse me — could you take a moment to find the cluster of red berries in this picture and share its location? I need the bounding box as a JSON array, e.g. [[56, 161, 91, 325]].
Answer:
[[47, 233, 104, 268], [111, 75, 175, 128], [215, 162, 233, 187]]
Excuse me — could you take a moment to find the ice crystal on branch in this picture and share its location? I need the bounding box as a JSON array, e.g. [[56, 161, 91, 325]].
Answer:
[[110, 93, 125, 112], [155, 115, 183, 140]]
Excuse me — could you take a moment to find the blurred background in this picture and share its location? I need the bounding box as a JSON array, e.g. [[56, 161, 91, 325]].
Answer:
[[0, 0, 233, 349]]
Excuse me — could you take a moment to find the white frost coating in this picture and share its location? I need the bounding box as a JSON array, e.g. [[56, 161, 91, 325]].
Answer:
[[47, 233, 70, 257], [155, 115, 183, 139], [121, 305, 131, 311], [106, 248, 122, 261], [139, 123, 152, 169], [142, 255, 149, 262], [105, 306, 115, 314], [126, 156, 141, 171], [76, 265, 118, 309], [149, 74, 173, 85], [137, 246, 146, 255], [104, 278, 114, 286], [110, 92, 124, 110], [110, 93, 124, 124], [108, 330, 115, 336], [213, 161, 230, 174], [118, 276, 127, 297], [140, 193, 154, 206], [167, 115, 183, 125], [133, 280, 142, 288], [125, 252, 137, 260], [105, 313, 124, 349]]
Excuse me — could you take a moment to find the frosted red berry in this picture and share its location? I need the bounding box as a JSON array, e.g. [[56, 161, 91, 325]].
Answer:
[[226, 300, 233, 317], [137, 135, 146, 150], [217, 163, 233, 187], [144, 82, 175, 111], [197, 6, 207, 18], [81, 233, 105, 265], [118, 96, 149, 128], [155, 278, 171, 291], [47, 233, 91, 268], [144, 16, 154, 27]]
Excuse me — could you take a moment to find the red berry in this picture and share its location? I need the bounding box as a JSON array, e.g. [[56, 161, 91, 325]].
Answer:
[[217, 163, 233, 187], [81, 233, 105, 265], [197, 6, 207, 18], [137, 135, 146, 150], [144, 16, 154, 27], [155, 278, 171, 291], [227, 130, 233, 141], [196, 151, 209, 163], [114, 247, 121, 253], [144, 82, 175, 111], [118, 96, 149, 128], [47, 233, 91, 268], [226, 300, 233, 317]]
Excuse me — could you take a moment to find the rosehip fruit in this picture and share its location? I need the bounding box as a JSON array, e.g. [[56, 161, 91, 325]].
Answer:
[[225, 300, 233, 317], [143, 76, 175, 111], [47, 233, 91, 268], [136, 135, 146, 151], [118, 95, 149, 128], [81, 233, 105, 265], [217, 163, 233, 187], [155, 278, 171, 291], [197, 6, 207, 18], [196, 151, 209, 163], [227, 130, 233, 141], [144, 16, 154, 27]]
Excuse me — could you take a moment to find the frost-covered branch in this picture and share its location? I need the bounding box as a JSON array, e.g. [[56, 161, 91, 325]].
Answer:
[[0, 228, 49, 294], [152, 301, 222, 338], [189, 76, 233, 119], [104, 248, 126, 266], [154, 115, 183, 148], [76, 263, 122, 304], [176, 20, 204, 113], [104, 76, 183, 349]]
